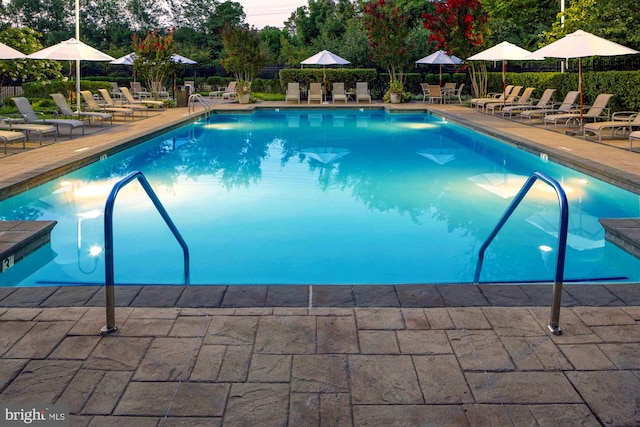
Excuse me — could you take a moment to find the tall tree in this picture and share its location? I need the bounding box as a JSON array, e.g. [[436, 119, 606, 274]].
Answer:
[[0, 27, 63, 84], [483, 0, 557, 50]]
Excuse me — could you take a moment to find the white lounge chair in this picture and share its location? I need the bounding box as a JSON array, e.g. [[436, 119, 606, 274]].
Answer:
[[544, 93, 612, 130], [11, 97, 85, 139], [583, 111, 640, 142], [332, 82, 347, 103], [98, 89, 148, 117], [0, 117, 56, 144], [308, 83, 322, 104], [120, 87, 164, 109], [470, 85, 514, 110], [520, 91, 579, 125], [80, 90, 134, 121], [486, 87, 534, 115], [0, 129, 26, 154], [51, 93, 112, 125], [501, 88, 555, 118], [356, 82, 371, 104], [285, 82, 300, 103]]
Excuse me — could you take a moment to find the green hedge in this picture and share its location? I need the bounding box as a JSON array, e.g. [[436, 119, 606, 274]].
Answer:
[[279, 68, 378, 91], [22, 80, 112, 98]]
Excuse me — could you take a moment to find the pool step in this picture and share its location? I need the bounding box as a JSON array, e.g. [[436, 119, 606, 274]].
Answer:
[[599, 218, 640, 260], [0, 221, 57, 272]]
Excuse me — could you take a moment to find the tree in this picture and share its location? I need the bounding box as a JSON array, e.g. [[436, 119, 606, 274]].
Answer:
[[0, 27, 62, 84], [220, 24, 267, 91], [132, 28, 178, 98], [483, 0, 557, 50], [422, 0, 488, 96]]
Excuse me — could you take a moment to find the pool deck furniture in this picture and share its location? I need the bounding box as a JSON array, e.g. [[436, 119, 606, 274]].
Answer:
[[99, 89, 149, 117], [544, 93, 613, 130], [50, 93, 113, 126], [501, 88, 555, 119], [583, 111, 640, 143], [308, 82, 322, 104], [11, 96, 85, 139], [520, 90, 580, 125], [119, 86, 165, 109], [0, 129, 27, 154], [470, 84, 514, 110], [285, 82, 300, 103], [80, 90, 135, 121], [0, 117, 57, 144], [332, 82, 347, 103], [486, 86, 535, 115], [356, 82, 371, 103]]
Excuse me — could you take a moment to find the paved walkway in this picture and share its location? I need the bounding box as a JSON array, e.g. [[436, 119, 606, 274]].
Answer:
[[1, 100, 640, 426]]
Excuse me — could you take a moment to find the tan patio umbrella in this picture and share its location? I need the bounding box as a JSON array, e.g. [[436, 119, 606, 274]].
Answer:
[[301, 50, 350, 103], [0, 42, 26, 59], [527, 30, 639, 122]]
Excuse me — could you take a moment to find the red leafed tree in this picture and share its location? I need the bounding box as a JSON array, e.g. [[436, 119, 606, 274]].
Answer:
[[422, 0, 489, 97], [363, 0, 412, 86]]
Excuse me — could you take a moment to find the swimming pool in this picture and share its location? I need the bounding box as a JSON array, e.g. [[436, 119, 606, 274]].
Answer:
[[2, 109, 640, 287]]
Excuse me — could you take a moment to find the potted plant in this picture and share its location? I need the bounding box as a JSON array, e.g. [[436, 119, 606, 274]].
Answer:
[[388, 80, 403, 103], [237, 80, 252, 104]]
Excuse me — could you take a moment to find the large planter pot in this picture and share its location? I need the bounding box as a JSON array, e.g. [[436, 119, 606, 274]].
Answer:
[[238, 92, 251, 104], [390, 92, 402, 104]]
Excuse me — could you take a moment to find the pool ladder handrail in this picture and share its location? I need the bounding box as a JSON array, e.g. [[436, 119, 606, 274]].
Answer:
[[100, 171, 190, 335], [474, 171, 569, 335], [188, 93, 211, 117]]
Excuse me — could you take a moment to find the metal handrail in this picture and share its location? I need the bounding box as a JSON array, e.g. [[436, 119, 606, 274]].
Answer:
[[100, 171, 190, 335], [474, 171, 569, 335], [188, 93, 211, 116]]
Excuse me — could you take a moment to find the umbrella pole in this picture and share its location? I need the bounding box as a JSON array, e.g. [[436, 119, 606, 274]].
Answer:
[[439, 64, 442, 86], [323, 66, 326, 103], [579, 57, 583, 124], [502, 60, 507, 105]]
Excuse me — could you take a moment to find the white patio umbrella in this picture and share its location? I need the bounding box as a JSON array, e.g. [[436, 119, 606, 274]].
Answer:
[[301, 50, 350, 102], [28, 38, 115, 110], [527, 30, 639, 121], [0, 42, 26, 59], [467, 41, 539, 97], [416, 50, 462, 86], [110, 52, 197, 91]]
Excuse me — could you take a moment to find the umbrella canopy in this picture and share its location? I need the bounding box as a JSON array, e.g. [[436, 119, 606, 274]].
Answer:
[[171, 53, 197, 65], [301, 50, 350, 103], [527, 30, 639, 121], [416, 50, 463, 86], [110, 52, 197, 66], [0, 42, 26, 59], [467, 41, 538, 96]]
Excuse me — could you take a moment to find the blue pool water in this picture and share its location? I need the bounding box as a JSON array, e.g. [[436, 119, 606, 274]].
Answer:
[[2, 109, 640, 287]]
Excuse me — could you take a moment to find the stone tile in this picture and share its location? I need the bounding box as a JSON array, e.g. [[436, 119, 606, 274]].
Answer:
[[438, 284, 489, 306], [176, 285, 225, 307], [4, 320, 75, 359], [448, 307, 491, 329], [318, 393, 351, 426], [35, 307, 89, 321], [291, 355, 349, 393], [86, 285, 141, 307], [480, 285, 534, 306], [592, 324, 640, 342], [467, 372, 582, 404], [528, 404, 601, 427], [254, 315, 316, 354], [0, 308, 41, 320], [566, 371, 640, 427], [129, 285, 184, 307], [501, 336, 571, 371], [317, 315, 358, 353], [289, 393, 319, 427], [352, 405, 468, 426], [349, 355, 422, 404], [86, 416, 159, 426], [169, 315, 210, 337], [425, 308, 455, 329], [234, 307, 273, 316], [82, 371, 132, 415], [218, 345, 252, 381], [247, 354, 291, 382], [572, 306, 636, 326], [353, 285, 400, 307], [483, 307, 547, 336], [114, 382, 229, 416], [0, 321, 35, 356], [396, 330, 451, 354], [40, 287, 100, 307], [448, 330, 515, 371], [221, 285, 268, 307], [559, 344, 616, 370], [312, 285, 355, 307], [308, 307, 353, 316], [118, 318, 174, 336], [57, 369, 104, 414], [50, 336, 101, 359], [565, 285, 624, 306], [189, 345, 225, 381], [128, 308, 180, 319], [529, 307, 602, 344], [606, 284, 640, 305], [395, 285, 444, 307], [273, 307, 309, 316], [68, 307, 132, 336], [0, 287, 56, 307], [358, 330, 399, 354], [599, 343, 640, 369], [84, 337, 152, 370], [266, 285, 308, 307], [69, 414, 92, 427], [1, 360, 81, 404], [162, 418, 220, 427], [401, 308, 429, 329], [134, 337, 199, 381], [414, 355, 473, 403], [0, 359, 28, 391], [463, 404, 536, 426], [354, 308, 404, 329], [204, 315, 258, 345], [223, 383, 288, 426]]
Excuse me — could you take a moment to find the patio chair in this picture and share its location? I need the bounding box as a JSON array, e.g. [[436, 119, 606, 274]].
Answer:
[[308, 82, 322, 104], [0, 129, 26, 155], [332, 82, 347, 103], [420, 83, 430, 102], [583, 111, 640, 142], [50, 93, 113, 126], [209, 81, 236, 99], [98, 89, 148, 117], [0, 117, 57, 144], [486, 86, 534, 115], [470, 85, 514, 110], [356, 82, 371, 104], [544, 93, 613, 130], [120, 87, 165, 109], [222, 81, 238, 100], [501, 88, 555, 118], [446, 83, 465, 104], [629, 130, 640, 151], [285, 82, 300, 103], [80, 90, 134, 121], [109, 82, 122, 99], [11, 97, 85, 139], [520, 91, 579, 124], [442, 82, 456, 102], [130, 81, 151, 98], [428, 85, 443, 104]]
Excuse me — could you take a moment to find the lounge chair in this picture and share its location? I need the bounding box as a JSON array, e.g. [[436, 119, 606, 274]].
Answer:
[[470, 85, 514, 110], [0, 117, 56, 144], [486, 86, 534, 115], [501, 88, 555, 118], [120, 87, 164, 109], [109, 82, 122, 99], [356, 82, 371, 104], [222, 81, 238, 100], [130, 81, 151, 98], [446, 83, 465, 104], [0, 129, 26, 155], [11, 97, 85, 139], [209, 81, 236, 99], [420, 83, 429, 102], [583, 111, 640, 142], [50, 93, 113, 125], [520, 91, 579, 125], [80, 90, 134, 120], [629, 130, 640, 151], [150, 82, 170, 99], [332, 82, 347, 103], [98, 89, 148, 117], [285, 82, 300, 103], [544, 93, 612, 130], [428, 85, 443, 104], [308, 82, 322, 104]]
